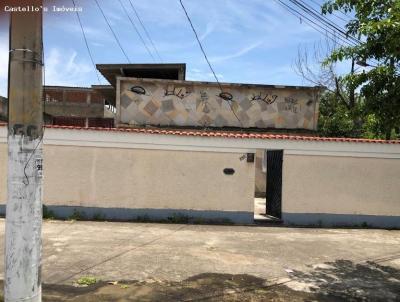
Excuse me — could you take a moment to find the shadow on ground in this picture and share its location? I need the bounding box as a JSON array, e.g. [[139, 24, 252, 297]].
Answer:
[[0, 259, 399, 301], [287, 259, 400, 301]]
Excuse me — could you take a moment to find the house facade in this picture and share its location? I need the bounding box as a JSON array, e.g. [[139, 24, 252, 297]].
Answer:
[[1, 63, 399, 227]]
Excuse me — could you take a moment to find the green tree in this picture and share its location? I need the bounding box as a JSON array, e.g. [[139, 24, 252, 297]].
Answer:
[[318, 90, 361, 137], [322, 0, 400, 139], [317, 90, 383, 138]]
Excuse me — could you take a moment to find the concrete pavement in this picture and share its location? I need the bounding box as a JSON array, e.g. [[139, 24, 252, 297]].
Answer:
[[0, 219, 399, 300]]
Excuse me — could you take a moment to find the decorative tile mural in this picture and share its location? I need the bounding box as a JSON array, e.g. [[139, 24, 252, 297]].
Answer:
[[117, 78, 321, 130]]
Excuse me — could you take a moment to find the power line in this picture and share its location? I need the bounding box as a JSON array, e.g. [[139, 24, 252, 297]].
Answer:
[[178, 0, 243, 127], [288, 0, 358, 46], [117, 0, 156, 62], [289, 0, 360, 45], [72, 0, 101, 84], [94, 0, 131, 63], [179, 0, 222, 90], [280, 0, 380, 66], [275, 0, 355, 48], [127, 0, 163, 62], [307, 0, 351, 23]]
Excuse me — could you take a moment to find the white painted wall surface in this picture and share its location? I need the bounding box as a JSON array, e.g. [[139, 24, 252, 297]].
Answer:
[[0, 128, 255, 218], [282, 155, 400, 216], [42, 146, 255, 213], [1, 125, 400, 226]]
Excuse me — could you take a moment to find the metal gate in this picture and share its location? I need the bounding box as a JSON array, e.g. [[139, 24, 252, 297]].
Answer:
[[266, 150, 283, 219]]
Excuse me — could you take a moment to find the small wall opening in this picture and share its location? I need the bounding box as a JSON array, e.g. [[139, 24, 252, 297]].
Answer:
[[254, 149, 283, 222], [265, 150, 283, 219]]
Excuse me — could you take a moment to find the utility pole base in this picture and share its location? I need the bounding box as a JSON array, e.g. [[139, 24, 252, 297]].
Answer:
[[5, 135, 42, 302]]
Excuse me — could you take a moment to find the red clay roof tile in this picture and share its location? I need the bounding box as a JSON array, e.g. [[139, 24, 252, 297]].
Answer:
[[0, 123, 399, 144]]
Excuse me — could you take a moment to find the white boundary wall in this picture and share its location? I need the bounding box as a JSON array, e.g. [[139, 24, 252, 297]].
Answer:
[[1, 125, 399, 226]]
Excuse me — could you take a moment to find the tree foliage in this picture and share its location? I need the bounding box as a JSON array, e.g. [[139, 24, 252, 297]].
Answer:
[[322, 0, 400, 139], [318, 90, 383, 138]]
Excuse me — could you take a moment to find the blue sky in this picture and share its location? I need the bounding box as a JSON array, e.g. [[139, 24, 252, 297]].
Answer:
[[0, 0, 350, 96]]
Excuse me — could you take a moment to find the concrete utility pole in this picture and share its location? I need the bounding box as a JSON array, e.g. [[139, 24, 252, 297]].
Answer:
[[5, 1, 43, 301]]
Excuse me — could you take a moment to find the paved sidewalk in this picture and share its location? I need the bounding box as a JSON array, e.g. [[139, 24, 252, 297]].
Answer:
[[0, 219, 399, 300]]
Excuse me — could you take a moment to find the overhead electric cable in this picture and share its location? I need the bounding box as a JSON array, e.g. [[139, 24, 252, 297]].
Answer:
[[289, 0, 360, 45], [275, 0, 356, 48], [72, 0, 101, 84], [286, 0, 358, 46], [178, 0, 243, 127], [127, 0, 163, 62], [284, 0, 380, 66], [117, 0, 156, 62], [307, 0, 350, 22], [179, 0, 221, 90], [94, 0, 131, 63]]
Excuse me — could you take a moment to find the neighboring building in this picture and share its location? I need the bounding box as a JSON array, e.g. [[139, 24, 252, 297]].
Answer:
[[0, 87, 115, 127], [44, 86, 114, 128], [0, 96, 7, 122]]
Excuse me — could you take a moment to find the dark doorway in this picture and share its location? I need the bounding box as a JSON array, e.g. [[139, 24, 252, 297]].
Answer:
[[266, 150, 283, 219]]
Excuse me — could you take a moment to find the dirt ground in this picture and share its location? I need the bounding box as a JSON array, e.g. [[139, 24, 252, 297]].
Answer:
[[0, 220, 399, 301], [1, 259, 399, 301], [0, 275, 316, 302]]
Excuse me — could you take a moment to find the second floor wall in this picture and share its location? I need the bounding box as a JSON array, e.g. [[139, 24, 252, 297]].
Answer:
[[117, 78, 321, 131]]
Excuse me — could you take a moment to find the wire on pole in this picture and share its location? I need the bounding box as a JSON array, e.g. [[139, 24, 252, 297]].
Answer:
[[117, 0, 156, 62], [94, 0, 131, 63], [72, 0, 101, 84], [178, 0, 243, 127], [127, 0, 163, 62]]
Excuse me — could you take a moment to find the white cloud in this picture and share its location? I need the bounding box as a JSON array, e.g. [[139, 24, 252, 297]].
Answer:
[[209, 41, 263, 63], [47, 18, 114, 43], [198, 22, 215, 41], [187, 68, 224, 82], [44, 47, 94, 87]]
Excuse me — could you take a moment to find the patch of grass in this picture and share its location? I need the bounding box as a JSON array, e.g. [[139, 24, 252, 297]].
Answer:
[[192, 217, 233, 225], [43, 205, 56, 219], [361, 221, 369, 228], [210, 218, 234, 225], [120, 284, 130, 289], [93, 212, 106, 221], [130, 213, 234, 225], [134, 214, 151, 222], [76, 276, 98, 286], [167, 213, 190, 224], [69, 209, 86, 221], [192, 217, 206, 225]]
